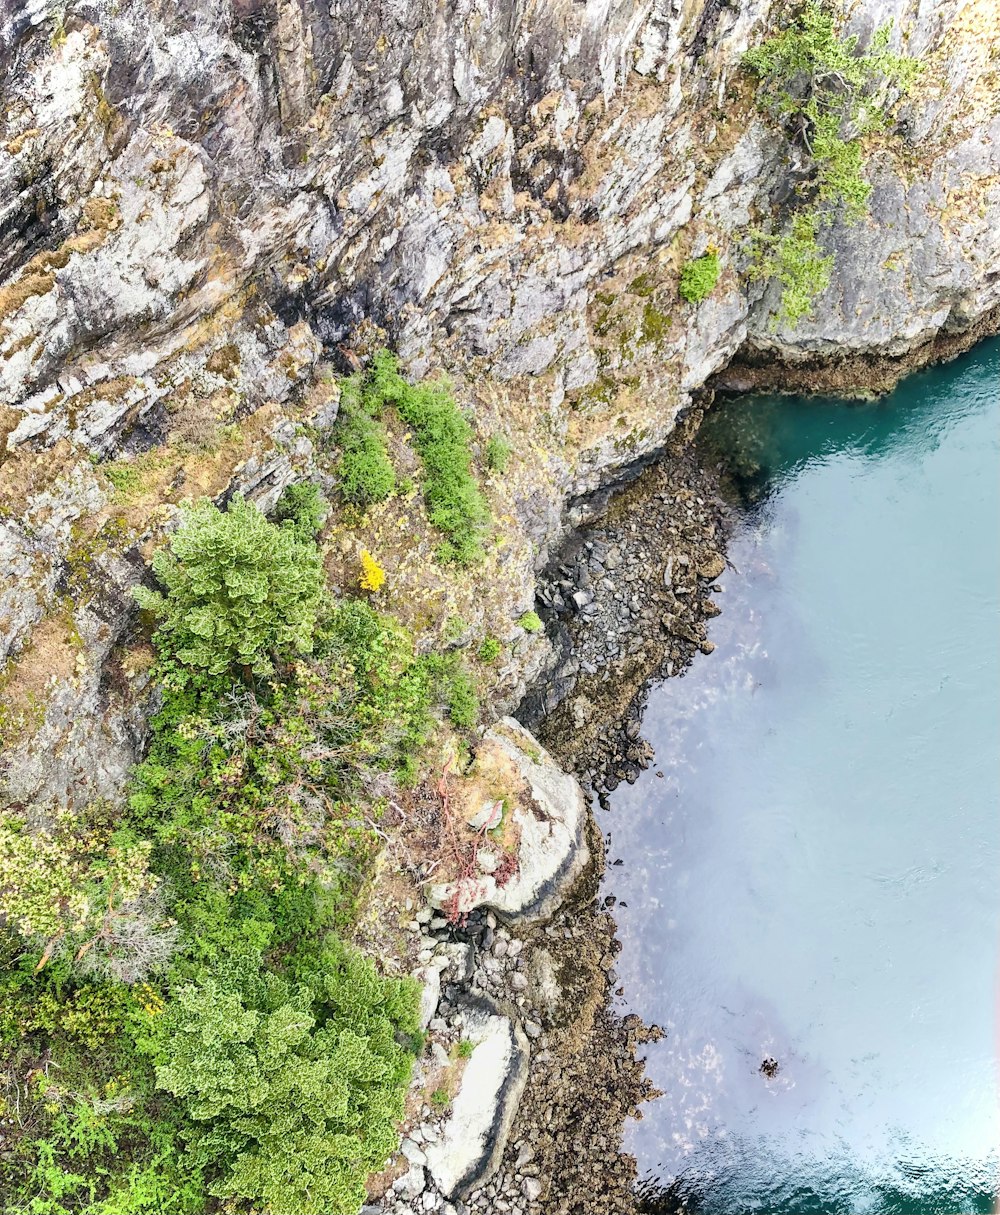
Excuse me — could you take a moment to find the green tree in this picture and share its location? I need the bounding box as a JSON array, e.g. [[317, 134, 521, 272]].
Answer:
[[153, 945, 418, 1215], [743, 1, 921, 323], [134, 495, 324, 677]]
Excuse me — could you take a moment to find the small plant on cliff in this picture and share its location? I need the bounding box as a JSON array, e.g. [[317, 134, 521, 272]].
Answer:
[[273, 480, 329, 540], [360, 351, 491, 565], [679, 251, 721, 304], [484, 434, 512, 474], [335, 378, 396, 506], [478, 636, 502, 664], [134, 494, 324, 678], [359, 548, 387, 593], [518, 610, 543, 634], [742, 0, 922, 324]]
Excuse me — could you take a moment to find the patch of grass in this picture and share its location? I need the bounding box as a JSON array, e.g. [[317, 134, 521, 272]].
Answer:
[[678, 252, 720, 304], [440, 661, 477, 729], [483, 435, 511, 474], [430, 1088, 451, 1108], [457, 1038, 474, 1059], [518, 610, 543, 634]]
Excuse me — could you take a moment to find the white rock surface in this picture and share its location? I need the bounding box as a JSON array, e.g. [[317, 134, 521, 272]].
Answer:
[[424, 999, 530, 1199]]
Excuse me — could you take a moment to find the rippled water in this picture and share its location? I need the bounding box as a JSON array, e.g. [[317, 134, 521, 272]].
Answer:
[[603, 340, 1000, 1214]]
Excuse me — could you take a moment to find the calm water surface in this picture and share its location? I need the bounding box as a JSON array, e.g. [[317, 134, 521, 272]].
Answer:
[[603, 340, 1000, 1213]]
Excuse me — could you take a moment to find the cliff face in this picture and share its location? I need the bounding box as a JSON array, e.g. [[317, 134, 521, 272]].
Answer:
[[1, 0, 998, 808]]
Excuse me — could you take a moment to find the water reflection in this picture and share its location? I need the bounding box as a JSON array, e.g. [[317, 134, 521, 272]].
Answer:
[[603, 340, 1000, 1214]]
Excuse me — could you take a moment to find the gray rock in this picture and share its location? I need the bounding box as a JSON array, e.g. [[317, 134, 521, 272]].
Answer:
[[415, 966, 441, 1031], [437, 942, 476, 983], [522, 1177, 543, 1202], [428, 720, 590, 924], [402, 1138, 429, 1166], [424, 998, 529, 1199], [395, 1165, 427, 1200]]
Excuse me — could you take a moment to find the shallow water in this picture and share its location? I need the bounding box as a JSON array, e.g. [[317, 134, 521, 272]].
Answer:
[[602, 340, 1000, 1214]]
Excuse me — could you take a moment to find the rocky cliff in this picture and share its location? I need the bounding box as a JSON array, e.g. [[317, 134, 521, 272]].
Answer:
[[1, 0, 997, 827]]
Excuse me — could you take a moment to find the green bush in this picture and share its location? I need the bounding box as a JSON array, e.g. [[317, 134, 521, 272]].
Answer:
[[518, 610, 543, 634], [360, 351, 491, 565], [335, 378, 396, 506], [273, 481, 329, 540], [134, 495, 324, 678], [152, 944, 418, 1215], [478, 636, 502, 664], [679, 252, 720, 304], [4, 405, 488, 1213], [441, 662, 478, 729], [743, 0, 921, 322], [484, 435, 511, 474]]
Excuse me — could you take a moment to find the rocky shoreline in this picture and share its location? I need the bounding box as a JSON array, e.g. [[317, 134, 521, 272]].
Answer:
[[3, 1, 999, 1210], [371, 406, 736, 1215]]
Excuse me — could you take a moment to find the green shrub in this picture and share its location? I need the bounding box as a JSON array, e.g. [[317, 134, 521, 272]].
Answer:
[[5, 412, 490, 1212], [152, 943, 418, 1215], [442, 662, 478, 729], [743, 1, 921, 322], [457, 1038, 474, 1059], [478, 636, 502, 664], [134, 495, 324, 678], [335, 378, 396, 505], [360, 351, 490, 565], [749, 210, 834, 326], [678, 252, 720, 304], [518, 610, 543, 634], [484, 435, 511, 474], [442, 613, 470, 646], [273, 481, 328, 540]]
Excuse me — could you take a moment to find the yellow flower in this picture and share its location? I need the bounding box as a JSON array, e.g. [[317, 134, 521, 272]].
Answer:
[[359, 549, 386, 593]]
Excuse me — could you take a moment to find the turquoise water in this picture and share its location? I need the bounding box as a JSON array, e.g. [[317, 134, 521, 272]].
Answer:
[[603, 340, 1000, 1213]]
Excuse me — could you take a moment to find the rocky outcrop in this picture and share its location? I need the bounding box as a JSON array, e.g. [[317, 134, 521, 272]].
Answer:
[[424, 997, 530, 1199], [2, 0, 997, 809], [427, 718, 590, 924]]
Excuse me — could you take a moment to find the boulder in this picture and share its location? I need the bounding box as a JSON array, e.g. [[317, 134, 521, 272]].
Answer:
[[428, 718, 589, 924], [424, 997, 529, 1199]]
